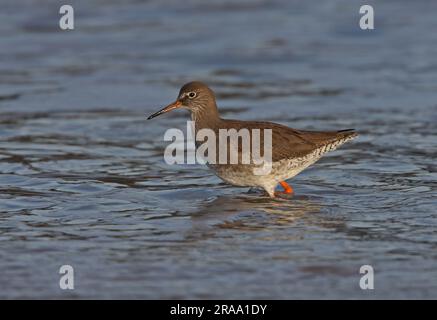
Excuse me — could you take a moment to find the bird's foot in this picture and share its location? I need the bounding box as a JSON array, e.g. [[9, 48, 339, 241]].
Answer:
[[274, 181, 294, 198]]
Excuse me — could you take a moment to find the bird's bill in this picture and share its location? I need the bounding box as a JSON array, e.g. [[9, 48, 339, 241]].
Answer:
[[147, 100, 182, 120]]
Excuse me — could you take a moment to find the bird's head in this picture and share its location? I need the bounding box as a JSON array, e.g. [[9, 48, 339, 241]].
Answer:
[[147, 81, 217, 120]]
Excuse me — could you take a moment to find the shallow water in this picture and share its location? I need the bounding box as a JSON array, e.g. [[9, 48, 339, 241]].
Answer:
[[1, 0, 437, 299]]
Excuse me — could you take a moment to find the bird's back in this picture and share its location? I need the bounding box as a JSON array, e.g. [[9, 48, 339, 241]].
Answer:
[[209, 119, 357, 162]]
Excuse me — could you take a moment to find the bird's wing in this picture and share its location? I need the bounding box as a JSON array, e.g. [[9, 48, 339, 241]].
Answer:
[[219, 120, 357, 162]]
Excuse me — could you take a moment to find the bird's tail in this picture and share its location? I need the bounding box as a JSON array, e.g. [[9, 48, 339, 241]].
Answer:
[[318, 129, 357, 154], [336, 129, 358, 140]]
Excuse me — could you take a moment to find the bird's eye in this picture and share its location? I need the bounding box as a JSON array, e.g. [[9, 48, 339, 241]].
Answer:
[[188, 92, 197, 99]]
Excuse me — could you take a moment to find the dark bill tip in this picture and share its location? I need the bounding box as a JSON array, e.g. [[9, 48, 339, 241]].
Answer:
[[146, 110, 163, 120], [146, 100, 182, 120]]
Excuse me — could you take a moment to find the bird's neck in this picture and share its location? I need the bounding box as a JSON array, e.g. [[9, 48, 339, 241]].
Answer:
[[191, 104, 221, 131]]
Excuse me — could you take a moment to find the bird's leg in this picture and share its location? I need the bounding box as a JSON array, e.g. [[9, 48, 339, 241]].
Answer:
[[274, 181, 294, 197], [279, 181, 293, 194]]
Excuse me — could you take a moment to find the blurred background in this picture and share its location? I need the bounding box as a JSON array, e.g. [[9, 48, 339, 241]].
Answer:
[[0, 0, 436, 298]]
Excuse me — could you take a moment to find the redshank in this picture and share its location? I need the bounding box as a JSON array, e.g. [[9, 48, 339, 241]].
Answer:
[[147, 81, 357, 197]]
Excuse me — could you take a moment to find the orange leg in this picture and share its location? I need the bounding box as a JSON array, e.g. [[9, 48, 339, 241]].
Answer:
[[279, 181, 294, 194]]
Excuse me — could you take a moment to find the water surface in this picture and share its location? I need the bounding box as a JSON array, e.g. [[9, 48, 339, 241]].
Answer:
[[1, 0, 437, 299]]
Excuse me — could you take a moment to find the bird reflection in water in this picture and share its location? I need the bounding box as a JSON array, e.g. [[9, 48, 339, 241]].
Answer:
[[185, 191, 323, 238]]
